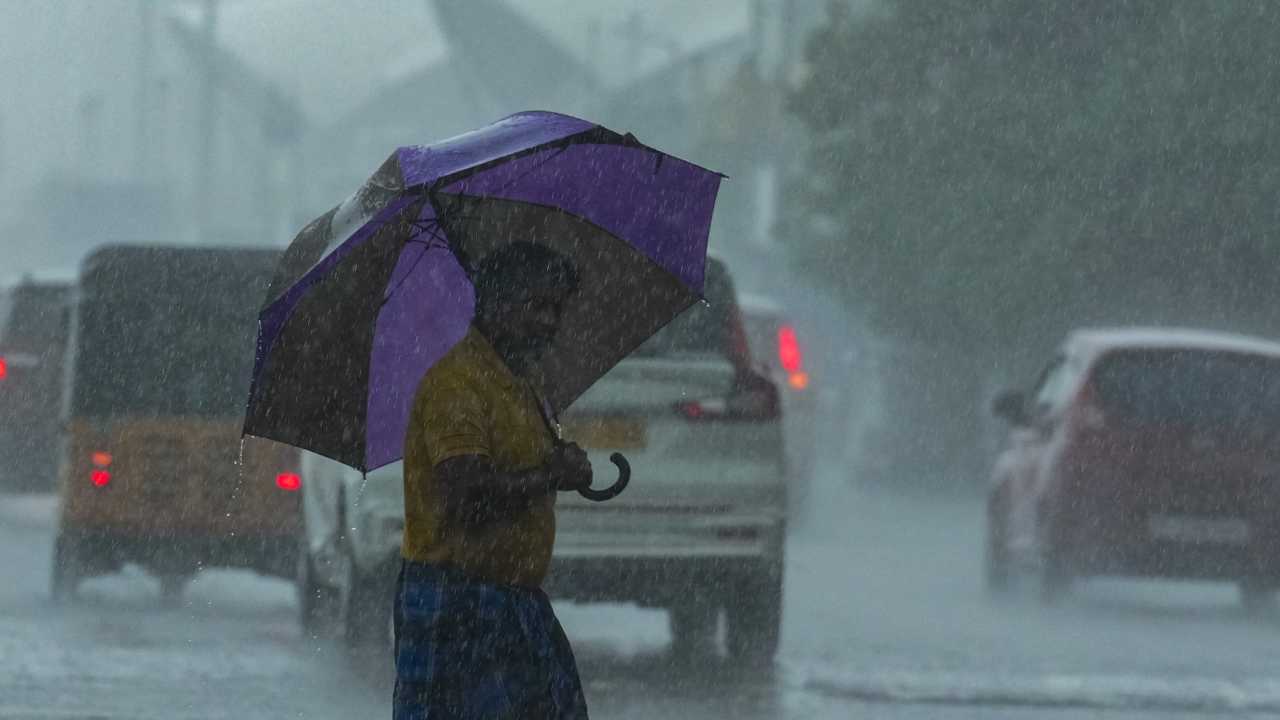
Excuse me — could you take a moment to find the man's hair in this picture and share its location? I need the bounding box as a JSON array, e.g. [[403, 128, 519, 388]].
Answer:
[[470, 241, 580, 307]]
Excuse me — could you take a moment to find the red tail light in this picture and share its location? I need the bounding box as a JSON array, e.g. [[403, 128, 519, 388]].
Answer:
[[676, 371, 780, 422], [777, 325, 810, 389], [678, 398, 728, 421], [90, 470, 111, 486], [276, 473, 301, 490], [778, 325, 802, 372], [0, 357, 6, 380]]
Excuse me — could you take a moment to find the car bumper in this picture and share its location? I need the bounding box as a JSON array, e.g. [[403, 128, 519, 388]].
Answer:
[[552, 512, 785, 559], [541, 555, 782, 606], [61, 529, 298, 578], [350, 507, 787, 598], [1064, 518, 1280, 582]]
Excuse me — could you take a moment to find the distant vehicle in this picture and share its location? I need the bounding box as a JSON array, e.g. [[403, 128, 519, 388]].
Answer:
[[52, 246, 301, 602], [987, 328, 1280, 610], [0, 276, 73, 492], [738, 294, 818, 513], [299, 258, 788, 664]]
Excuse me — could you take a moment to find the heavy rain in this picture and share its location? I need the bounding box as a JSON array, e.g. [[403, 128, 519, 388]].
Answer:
[[2, 1, 1280, 719]]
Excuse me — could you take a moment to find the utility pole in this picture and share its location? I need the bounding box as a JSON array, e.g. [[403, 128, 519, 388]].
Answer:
[[135, 0, 154, 181], [751, 0, 766, 72], [196, 0, 218, 243], [625, 12, 643, 85], [779, 0, 796, 80]]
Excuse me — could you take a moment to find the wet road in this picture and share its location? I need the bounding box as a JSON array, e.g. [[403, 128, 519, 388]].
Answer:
[[2, 483, 1280, 719]]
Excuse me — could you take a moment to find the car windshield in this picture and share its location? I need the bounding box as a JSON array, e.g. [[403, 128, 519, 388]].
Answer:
[[71, 248, 280, 418], [1092, 349, 1280, 428]]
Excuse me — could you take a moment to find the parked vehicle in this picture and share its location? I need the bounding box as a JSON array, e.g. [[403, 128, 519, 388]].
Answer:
[[738, 294, 818, 514], [0, 276, 73, 492], [299, 257, 787, 663], [52, 246, 301, 602], [987, 328, 1280, 610]]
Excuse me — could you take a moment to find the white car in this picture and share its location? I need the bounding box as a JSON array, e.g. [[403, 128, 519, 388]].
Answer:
[[296, 258, 787, 664]]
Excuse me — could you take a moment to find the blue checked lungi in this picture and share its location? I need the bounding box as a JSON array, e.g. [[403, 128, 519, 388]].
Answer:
[[393, 560, 589, 720]]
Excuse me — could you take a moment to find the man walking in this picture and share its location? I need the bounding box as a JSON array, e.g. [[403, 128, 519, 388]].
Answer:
[[395, 241, 593, 720]]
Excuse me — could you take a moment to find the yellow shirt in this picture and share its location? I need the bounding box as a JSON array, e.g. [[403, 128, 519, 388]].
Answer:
[[401, 326, 557, 588]]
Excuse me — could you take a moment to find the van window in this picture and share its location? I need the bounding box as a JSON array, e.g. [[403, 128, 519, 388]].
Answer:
[[1092, 349, 1280, 428], [72, 249, 280, 419]]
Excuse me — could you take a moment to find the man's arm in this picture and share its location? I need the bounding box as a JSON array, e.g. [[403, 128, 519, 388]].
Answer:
[[435, 443, 593, 528]]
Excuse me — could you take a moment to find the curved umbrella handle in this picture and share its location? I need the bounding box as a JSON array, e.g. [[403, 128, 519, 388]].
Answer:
[[577, 452, 630, 502]]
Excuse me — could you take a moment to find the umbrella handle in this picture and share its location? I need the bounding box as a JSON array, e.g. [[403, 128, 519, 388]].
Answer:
[[577, 453, 630, 502]]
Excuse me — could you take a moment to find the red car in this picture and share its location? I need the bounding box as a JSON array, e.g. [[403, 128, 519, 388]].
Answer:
[[987, 328, 1280, 610]]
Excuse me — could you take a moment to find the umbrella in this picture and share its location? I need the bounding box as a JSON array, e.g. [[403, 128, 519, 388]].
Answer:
[[243, 111, 723, 500]]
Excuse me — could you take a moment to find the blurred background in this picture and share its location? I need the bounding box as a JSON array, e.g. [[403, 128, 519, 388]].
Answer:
[[9, 1, 1280, 493], [0, 0, 866, 492]]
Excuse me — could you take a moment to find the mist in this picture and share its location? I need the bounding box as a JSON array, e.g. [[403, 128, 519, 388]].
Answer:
[[3, 1, 1280, 718]]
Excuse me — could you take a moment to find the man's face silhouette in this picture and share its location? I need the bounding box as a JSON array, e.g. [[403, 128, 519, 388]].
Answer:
[[475, 274, 573, 373]]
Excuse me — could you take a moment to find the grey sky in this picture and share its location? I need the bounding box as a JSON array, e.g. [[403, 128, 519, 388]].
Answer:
[[210, 0, 751, 123], [0, 0, 755, 280]]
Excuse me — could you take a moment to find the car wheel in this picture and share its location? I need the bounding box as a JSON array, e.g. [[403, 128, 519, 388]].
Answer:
[[669, 600, 717, 660], [338, 547, 390, 650], [51, 531, 83, 604], [297, 543, 338, 635], [984, 490, 1014, 595], [1239, 580, 1276, 615], [724, 569, 782, 668]]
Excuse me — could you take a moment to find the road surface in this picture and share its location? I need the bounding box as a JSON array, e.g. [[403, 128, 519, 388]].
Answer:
[[2, 480, 1279, 719]]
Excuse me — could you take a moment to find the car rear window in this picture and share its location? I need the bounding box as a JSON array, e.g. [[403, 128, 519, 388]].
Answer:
[[630, 258, 736, 361], [1092, 349, 1280, 428]]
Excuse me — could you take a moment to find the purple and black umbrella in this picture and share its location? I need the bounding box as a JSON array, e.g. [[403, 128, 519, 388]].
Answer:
[[243, 111, 722, 500]]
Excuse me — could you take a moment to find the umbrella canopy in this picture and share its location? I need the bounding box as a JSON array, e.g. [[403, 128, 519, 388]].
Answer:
[[244, 111, 723, 472]]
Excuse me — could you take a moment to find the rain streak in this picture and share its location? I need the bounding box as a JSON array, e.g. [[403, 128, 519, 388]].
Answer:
[[2, 2, 1280, 719]]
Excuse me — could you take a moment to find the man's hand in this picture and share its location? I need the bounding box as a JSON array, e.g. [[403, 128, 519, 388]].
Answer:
[[546, 442, 592, 492]]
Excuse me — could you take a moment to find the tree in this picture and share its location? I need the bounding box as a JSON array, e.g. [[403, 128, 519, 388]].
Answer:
[[785, 1, 1280, 486]]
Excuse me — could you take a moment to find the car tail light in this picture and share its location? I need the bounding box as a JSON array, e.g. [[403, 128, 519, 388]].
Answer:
[[778, 325, 801, 371], [678, 398, 728, 421], [90, 451, 112, 486], [276, 473, 301, 490], [0, 357, 6, 380], [777, 325, 809, 390], [676, 371, 781, 422]]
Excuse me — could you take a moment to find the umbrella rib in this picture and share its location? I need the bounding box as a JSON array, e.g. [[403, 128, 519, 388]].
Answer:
[[424, 146, 568, 277], [381, 220, 452, 306]]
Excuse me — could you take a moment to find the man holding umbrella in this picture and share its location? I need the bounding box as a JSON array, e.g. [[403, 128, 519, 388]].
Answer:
[[243, 111, 723, 720], [395, 242, 593, 720]]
